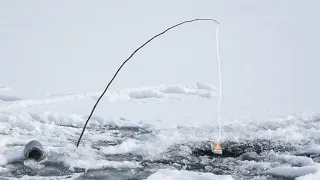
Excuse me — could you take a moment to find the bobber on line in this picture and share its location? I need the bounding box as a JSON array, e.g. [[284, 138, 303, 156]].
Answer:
[[212, 143, 223, 155]]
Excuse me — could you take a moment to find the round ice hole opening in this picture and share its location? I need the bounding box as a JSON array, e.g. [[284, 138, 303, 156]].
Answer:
[[28, 149, 42, 161]]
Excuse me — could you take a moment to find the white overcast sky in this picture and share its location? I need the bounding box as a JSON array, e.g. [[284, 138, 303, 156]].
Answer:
[[0, 1, 319, 120]]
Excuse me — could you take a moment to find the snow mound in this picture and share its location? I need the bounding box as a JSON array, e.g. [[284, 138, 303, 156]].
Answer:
[[272, 152, 315, 166], [146, 169, 234, 180], [0, 111, 151, 132], [296, 169, 320, 180], [0, 86, 11, 92], [0, 83, 217, 111], [0, 95, 22, 101], [196, 82, 219, 92], [297, 146, 320, 157], [4, 174, 82, 180], [264, 165, 318, 178], [46, 83, 218, 101], [24, 159, 45, 170], [102, 138, 139, 155], [53, 144, 142, 172], [129, 89, 165, 99], [3, 149, 24, 165], [0, 166, 8, 173]]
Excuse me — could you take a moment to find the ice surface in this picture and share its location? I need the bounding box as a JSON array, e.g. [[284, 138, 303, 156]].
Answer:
[[146, 169, 234, 180]]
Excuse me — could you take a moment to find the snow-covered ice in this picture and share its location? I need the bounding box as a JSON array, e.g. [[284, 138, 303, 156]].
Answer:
[[146, 169, 234, 180], [1, 90, 320, 179]]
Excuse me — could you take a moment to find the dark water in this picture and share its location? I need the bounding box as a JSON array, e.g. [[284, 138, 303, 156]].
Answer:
[[0, 126, 315, 180]]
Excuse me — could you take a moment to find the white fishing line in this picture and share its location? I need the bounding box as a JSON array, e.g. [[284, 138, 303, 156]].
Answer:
[[216, 25, 222, 144]]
